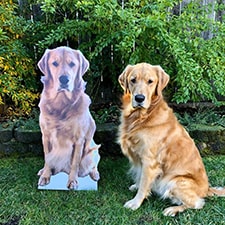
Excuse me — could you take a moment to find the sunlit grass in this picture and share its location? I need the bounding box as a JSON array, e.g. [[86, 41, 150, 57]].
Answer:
[[0, 155, 225, 225]]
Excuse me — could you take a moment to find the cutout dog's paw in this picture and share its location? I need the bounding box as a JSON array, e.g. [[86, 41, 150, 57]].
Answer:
[[37, 168, 44, 176], [90, 170, 100, 181], [67, 180, 78, 190], [38, 176, 50, 186]]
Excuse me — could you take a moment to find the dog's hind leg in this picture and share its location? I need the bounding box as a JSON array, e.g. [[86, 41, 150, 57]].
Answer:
[[162, 181, 206, 216], [163, 197, 205, 216], [78, 144, 100, 181], [163, 204, 188, 216], [89, 168, 100, 181]]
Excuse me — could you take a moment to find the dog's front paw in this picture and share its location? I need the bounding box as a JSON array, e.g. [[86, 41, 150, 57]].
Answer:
[[38, 176, 50, 186], [67, 180, 78, 190], [37, 168, 51, 186], [124, 198, 142, 210], [37, 168, 44, 176]]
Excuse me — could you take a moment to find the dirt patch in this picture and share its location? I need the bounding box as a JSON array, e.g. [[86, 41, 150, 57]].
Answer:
[[0, 216, 21, 225]]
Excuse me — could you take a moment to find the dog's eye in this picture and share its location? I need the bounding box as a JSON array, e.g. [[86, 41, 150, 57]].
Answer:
[[148, 79, 153, 84], [52, 61, 58, 67], [131, 78, 136, 84], [69, 62, 75, 68]]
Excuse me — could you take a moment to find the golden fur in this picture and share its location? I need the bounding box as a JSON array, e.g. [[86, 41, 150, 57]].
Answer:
[[118, 63, 225, 216], [37, 46, 100, 189]]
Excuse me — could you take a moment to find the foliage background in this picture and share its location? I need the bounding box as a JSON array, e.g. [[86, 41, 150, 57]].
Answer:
[[0, 0, 39, 116], [0, 0, 225, 116]]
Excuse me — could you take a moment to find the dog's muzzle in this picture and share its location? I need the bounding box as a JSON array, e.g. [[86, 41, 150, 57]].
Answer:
[[135, 94, 145, 103], [133, 94, 145, 108], [59, 75, 69, 89]]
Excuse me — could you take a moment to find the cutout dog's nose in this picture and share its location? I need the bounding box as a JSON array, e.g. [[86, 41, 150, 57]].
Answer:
[[59, 75, 69, 85], [135, 94, 145, 103]]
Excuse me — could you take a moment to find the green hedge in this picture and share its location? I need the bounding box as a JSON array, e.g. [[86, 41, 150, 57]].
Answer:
[[0, 0, 225, 116], [0, 1, 39, 116]]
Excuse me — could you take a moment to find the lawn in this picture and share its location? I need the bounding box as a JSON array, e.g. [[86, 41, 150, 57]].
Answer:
[[0, 155, 225, 225]]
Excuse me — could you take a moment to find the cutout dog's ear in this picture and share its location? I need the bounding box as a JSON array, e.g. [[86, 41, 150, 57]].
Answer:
[[118, 65, 134, 93], [155, 65, 170, 97], [74, 50, 89, 76], [38, 49, 51, 76]]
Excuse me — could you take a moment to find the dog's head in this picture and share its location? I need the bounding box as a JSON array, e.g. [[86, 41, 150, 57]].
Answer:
[[119, 63, 169, 109], [38, 46, 89, 94]]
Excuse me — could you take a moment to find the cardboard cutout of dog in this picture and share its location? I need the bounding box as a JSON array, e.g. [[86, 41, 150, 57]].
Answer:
[[37, 46, 100, 189]]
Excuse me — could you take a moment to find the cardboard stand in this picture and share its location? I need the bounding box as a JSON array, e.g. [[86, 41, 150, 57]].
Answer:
[[38, 140, 100, 191], [38, 173, 98, 191], [37, 47, 100, 191]]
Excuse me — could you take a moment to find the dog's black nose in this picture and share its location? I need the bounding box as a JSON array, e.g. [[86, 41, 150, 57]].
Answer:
[[59, 75, 69, 85], [135, 94, 145, 103]]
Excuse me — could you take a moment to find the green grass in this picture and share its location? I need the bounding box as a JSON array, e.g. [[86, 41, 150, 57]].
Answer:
[[0, 156, 225, 225]]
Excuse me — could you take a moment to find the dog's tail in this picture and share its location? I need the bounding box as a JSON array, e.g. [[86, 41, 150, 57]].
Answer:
[[208, 187, 225, 197]]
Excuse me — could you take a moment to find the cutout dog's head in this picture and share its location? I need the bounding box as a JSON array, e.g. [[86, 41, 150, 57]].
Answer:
[[119, 63, 169, 109], [38, 46, 89, 97]]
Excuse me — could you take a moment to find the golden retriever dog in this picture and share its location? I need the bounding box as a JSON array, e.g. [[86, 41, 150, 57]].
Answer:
[[118, 63, 225, 216], [37, 46, 100, 189]]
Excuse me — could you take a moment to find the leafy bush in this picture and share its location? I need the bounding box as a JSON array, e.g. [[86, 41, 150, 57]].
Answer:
[[14, 108, 40, 130], [0, 1, 39, 116], [1, 0, 225, 118], [37, 0, 225, 104], [176, 108, 225, 131]]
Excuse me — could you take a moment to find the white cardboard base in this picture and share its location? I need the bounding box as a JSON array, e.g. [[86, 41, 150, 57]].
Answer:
[[38, 172, 98, 191], [38, 139, 99, 191]]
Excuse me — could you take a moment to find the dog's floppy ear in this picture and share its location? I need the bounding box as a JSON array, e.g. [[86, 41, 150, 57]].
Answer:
[[38, 49, 50, 76], [154, 65, 170, 97], [118, 65, 134, 93], [150, 65, 169, 105], [74, 50, 89, 76]]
